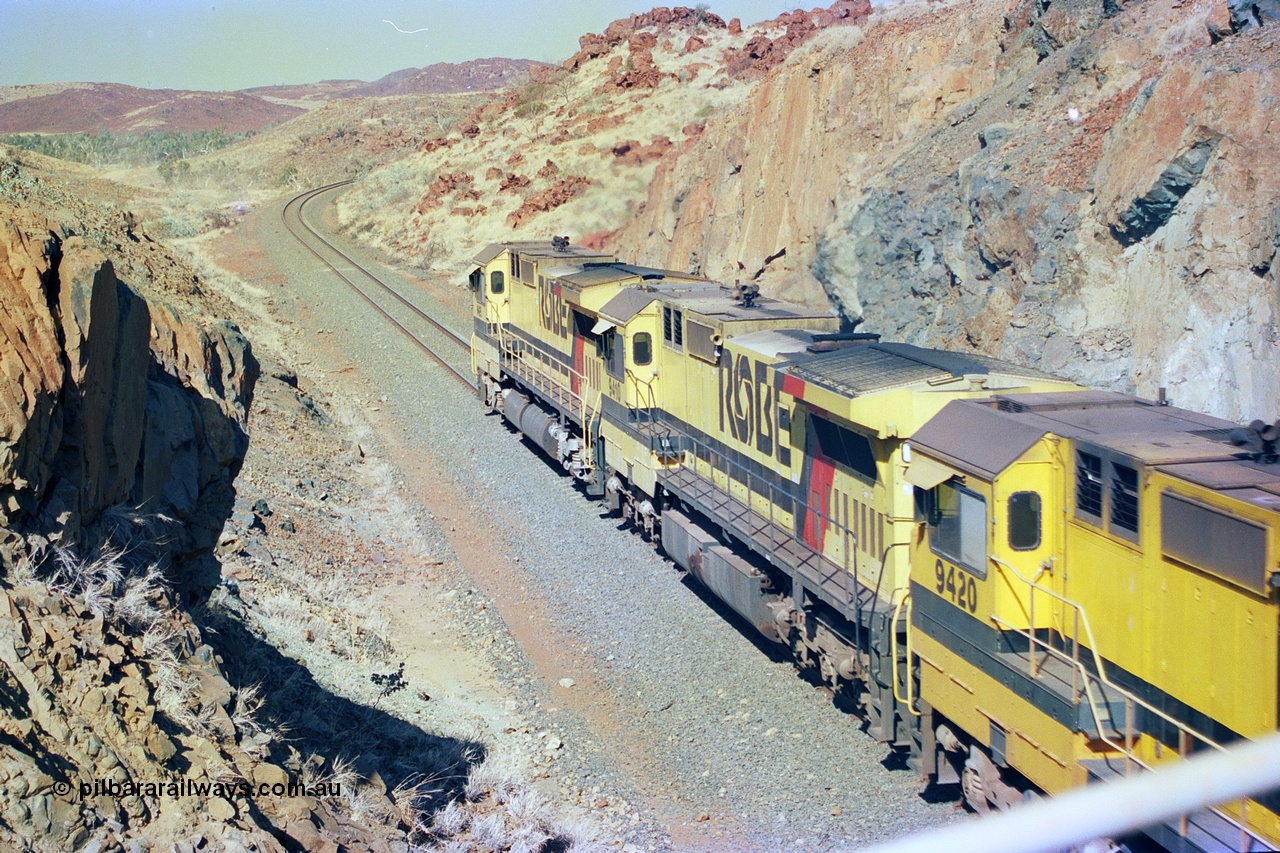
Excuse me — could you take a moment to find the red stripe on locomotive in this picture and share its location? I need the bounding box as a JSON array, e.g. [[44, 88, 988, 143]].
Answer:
[[802, 452, 835, 550]]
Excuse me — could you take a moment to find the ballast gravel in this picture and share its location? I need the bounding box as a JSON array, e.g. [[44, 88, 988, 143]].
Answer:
[[256, 192, 959, 851]]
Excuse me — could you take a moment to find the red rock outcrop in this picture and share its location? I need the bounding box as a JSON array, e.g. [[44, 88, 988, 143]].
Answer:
[[612, 32, 667, 90], [565, 6, 728, 71], [498, 172, 531, 193], [612, 0, 991, 309], [726, 1, 869, 78], [586, 113, 625, 135], [505, 176, 593, 229], [609, 137, 674, 167], [414, 171, 475, 214]]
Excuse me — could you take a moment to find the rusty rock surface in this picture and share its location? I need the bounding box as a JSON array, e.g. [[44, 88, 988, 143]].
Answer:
[[0, 203, 257, 579], [610, 0, 1280, 420], [813, 0, 1280, 419]]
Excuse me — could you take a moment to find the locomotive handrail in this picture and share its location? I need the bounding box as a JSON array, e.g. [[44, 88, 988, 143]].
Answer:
[[680, 432, 844, 546], [498, 333, 596, 416], [585, 387, 604, 463], [624, 369, 667, 436], [990, 558, 1226, 742], [668, 425, 872, 616], [988, 556, 1105, 682], [493, 328, 605, 479], [990, 555, 1228, 753], [988, 556, 1256, 849], [890, 591, 921, 716]]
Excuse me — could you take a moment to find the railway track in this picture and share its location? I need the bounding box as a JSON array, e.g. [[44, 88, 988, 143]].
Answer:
[[281, 182, 476, 389]]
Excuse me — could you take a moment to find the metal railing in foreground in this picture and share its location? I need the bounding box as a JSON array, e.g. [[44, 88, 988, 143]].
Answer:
[[859, 731, 1280, 853]]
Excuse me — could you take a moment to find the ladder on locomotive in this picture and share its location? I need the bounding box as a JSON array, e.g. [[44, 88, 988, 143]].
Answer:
[[625, 371, 681, 459], [989, 558, 1270, 853]]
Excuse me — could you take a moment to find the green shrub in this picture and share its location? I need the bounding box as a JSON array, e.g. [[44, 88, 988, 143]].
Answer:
[[0, 128, 253, 167]]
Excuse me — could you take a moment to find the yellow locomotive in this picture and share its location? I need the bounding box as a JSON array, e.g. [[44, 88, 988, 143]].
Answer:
[[906, 392, 1280, 849], [468, 239, 1280, 850]]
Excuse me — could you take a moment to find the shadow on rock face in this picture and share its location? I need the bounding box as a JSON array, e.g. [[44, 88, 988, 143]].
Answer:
[[0, 218, 258, 603], [195, 596, 486, 816]]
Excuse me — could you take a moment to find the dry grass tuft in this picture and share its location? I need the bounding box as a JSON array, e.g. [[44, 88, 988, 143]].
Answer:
[[43, 506, 179, 629], [431, 799, 471, 837], [420, 755, 604, 851]]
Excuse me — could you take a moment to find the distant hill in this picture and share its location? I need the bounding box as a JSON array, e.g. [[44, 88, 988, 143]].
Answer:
[[244, 58, 548, 106], [0, 59, 544, 135], [0, 83, 304, 134]]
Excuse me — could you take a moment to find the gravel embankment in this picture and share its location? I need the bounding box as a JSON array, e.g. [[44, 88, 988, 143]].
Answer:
[[241, 190, 958, 852]]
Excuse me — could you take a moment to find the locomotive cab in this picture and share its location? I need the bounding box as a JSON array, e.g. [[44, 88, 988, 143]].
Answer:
[[905, 392, 1280, 849], [906, 407, 1081, 803]]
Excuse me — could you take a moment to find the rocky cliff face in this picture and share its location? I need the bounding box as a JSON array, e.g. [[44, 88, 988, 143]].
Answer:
[[341, 0, 1278, 419], [610, 0, 998, 309], [337, 4, 872, 274], [811, 0, 1280, 420], [0, 156, 485, 851], [600, 0, 1280, 421], [0, 203, 256, 587], [0, 158, 324, 850]]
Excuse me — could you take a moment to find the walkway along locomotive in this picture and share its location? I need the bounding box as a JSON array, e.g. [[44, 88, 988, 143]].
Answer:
[[467, 240, 1280, 851]]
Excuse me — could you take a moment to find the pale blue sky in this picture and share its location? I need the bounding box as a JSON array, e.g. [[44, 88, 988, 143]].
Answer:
[[5, 0, 804, 90]]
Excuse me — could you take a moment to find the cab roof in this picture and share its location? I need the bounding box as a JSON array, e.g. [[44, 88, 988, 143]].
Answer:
[[585, 280, 836, 325], [472, 240, 614, 265], [910, 393, 1280, 504], [545, 263, 706, 290]]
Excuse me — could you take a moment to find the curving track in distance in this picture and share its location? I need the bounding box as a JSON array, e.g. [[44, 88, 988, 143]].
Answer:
[[281, 182, 477, 390]]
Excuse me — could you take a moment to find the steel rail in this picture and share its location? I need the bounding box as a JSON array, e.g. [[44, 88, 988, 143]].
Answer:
[[292, 185, 471, 351], [280, 182, 476, 389]]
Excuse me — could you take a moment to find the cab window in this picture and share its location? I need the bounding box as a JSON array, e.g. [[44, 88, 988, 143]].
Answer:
[[603, 329, 623, 380], [633, 332, 652, 366], [1008, 491, 1041, 550], [926, 482, 987, 575], [490, 270, 505, 294]]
